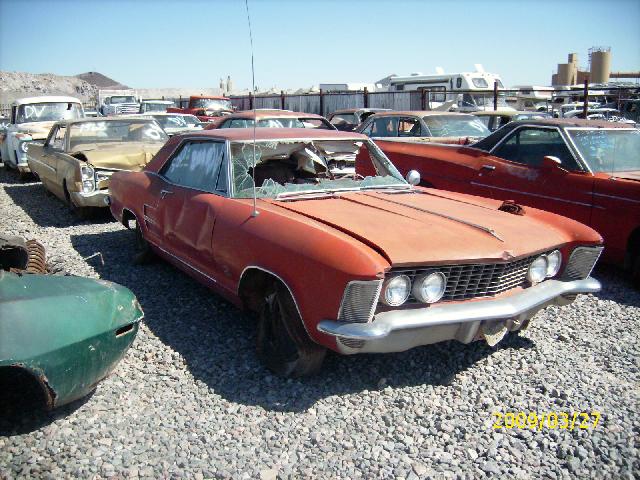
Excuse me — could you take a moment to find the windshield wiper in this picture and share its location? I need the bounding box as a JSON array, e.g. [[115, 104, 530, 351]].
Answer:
[[275, 186, 362, 200], [360, 184, 413, 192]]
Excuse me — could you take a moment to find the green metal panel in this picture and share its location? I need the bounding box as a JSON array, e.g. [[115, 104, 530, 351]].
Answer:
[[0, 271, 143, 408]]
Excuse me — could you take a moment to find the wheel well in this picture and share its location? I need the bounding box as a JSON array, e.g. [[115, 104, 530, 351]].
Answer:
[[627, 227, 640, 260], [238, 268, 284, 313], [121, 209, 136, 229], [62, 179, 71, 201], [0, 366, 53, 411]]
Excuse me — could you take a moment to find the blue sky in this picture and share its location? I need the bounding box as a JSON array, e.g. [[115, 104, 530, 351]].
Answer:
[[1, 0, 638, 89]]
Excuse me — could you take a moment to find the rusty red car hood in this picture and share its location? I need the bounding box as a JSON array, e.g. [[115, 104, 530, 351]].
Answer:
[[268, 190, 573, 266]]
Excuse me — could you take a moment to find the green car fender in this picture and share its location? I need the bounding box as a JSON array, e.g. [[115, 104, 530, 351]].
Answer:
[[0, 271, 143, 408]]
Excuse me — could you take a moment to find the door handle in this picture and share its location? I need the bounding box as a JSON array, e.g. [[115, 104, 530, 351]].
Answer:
[[481, 164, 496, 171], [160, 189, 174, 199]]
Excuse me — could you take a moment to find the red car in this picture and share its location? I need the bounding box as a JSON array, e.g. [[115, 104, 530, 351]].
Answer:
[[109, 128, 602, 376], [371, 119, 640, 285], [167, 96, 233, 122]]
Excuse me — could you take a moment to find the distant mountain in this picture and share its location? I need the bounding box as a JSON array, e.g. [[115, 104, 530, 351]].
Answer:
[[75, 72, 129, 89]]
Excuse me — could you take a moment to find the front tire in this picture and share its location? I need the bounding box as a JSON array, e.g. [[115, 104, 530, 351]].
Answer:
[[132, 220, 154, 265], [256, 283, 326, 377]]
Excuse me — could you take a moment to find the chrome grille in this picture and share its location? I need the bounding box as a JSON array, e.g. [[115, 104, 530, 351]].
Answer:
[[561, 246, 603, 280], [338, 280, 382, 323], [392, 254, 542, 303], [115, 104, 139, 114]]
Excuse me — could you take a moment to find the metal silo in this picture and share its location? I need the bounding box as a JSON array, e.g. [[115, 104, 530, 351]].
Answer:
[[590, 47, 611, 83]]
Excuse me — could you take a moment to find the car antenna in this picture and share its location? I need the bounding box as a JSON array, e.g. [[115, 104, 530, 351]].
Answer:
[[245, 0, 259, 217]]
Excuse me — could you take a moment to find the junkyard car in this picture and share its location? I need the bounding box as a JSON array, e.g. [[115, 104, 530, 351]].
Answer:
[[167, 96, 234, 122], [374, 119, 640, 284], [328, 108, 391, 131], [0, 235, 142, 409], [473, 110, 552, 131], [136, 112, 204, 136], [27, 118, 167, 217], [109, 128, 602, 376], [207, 109, 337, 131], [357, 111, 490, 144], [139, 100, 175, 113], [0, 96, 84, 176]]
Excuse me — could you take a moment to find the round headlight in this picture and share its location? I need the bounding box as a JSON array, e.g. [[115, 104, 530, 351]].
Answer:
[[546, 250, 562, 278], [527, 256, 548, 284], [412, 272, 446, 304], [381, 275, 411, 306]]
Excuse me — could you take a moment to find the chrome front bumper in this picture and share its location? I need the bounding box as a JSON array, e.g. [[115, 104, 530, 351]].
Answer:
[[318, 277, 601, 354], [70, 189, 110, 208]]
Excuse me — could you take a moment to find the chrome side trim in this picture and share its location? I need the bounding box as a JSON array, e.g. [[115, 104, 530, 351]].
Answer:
[[470, 182, 595, 208], [154, 244, 218, 284], [592, 192, 640, 205], [318, 277, 601, 340]]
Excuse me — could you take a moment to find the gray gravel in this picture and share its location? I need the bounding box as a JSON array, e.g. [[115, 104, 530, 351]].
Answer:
[[1, 168, 639, 479]]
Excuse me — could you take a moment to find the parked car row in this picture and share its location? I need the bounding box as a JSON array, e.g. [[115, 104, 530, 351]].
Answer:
[[4, 94, 636, 392]]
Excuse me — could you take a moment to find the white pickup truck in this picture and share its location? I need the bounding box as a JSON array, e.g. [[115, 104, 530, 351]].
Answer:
[[98, 89, 140, 116], [0, 96, 84, 176]]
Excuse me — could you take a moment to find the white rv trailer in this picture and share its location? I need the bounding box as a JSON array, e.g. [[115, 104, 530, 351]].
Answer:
[[383, 66, 514, 112], [513, 85, 554, 111]]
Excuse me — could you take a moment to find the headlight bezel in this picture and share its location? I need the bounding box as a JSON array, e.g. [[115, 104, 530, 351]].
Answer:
[[380, 274, 411, 307], [412, 271, 447, 304], [80, 165, 95, 193]]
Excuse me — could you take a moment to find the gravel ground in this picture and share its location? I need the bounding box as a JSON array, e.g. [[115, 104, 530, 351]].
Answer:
[[0, 168, 638, 479]]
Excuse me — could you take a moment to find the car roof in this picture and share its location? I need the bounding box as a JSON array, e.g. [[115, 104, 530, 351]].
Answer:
[[367, 110, 475, 118], [508, 118, 634, 129], [222, 110, 327, 120], [14, 96, 83, 106], [175, 127, 368, 142], [331, 108, 391, 115], [55, 117, 157, 126], [473, 110, 542, 117]]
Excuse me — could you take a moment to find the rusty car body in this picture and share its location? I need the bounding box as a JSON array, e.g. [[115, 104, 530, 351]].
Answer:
[[473, 110, 552, 132], [356, 111, 491, 145], [109, 128, 603, 376], [327, 108, 391, 131], [27, 117, 168, 217], [373, 119, 640, 284], [0, 235, 142, 409], [205, 109, 337, 131]]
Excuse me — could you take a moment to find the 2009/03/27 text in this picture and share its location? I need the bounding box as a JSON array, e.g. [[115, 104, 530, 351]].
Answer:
[[492, 412, 601, 430]]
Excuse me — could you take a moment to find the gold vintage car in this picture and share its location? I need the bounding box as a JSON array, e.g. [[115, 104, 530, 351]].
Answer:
[[27, 118, 168, 217]]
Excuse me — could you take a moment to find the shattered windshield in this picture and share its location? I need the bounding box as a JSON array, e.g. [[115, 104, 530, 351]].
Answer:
[[423, 115, 490, 137], [567, 129, 640, 173], [16, 103, 83, 124], [69, 121, 168, 150], [231, 139, 406, 199], [192, 99, 233, 110]]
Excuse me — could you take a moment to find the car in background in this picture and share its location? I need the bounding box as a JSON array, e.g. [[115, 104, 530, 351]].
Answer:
[[327, 108, 391, 131], [373, 119, 640, 285], [167, 96, 234, 122], [0, 96, 85, 176], [356, 111, 490, 144], [109, 127, 602, 376], [473, 110, 552, 131], [84, 110, 103, 118], [206, 109, 336, 130], [139, 100, 176, 113], [563, 108, 636, 125], [27, 117, 167, 217], [134, 112, 204, 136]]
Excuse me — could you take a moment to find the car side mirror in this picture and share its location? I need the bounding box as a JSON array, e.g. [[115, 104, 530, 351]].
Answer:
[[405, 170, 421, 185], [541, 156, 563, 171]]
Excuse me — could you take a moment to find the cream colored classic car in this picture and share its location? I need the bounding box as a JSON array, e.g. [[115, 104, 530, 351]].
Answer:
[[27, 118, 168, 217]]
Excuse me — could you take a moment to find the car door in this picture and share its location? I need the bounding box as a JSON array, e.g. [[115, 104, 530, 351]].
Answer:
[[39, 125, 68, 198], [150, 139, 229, 279], [472, 126, 595, 225]]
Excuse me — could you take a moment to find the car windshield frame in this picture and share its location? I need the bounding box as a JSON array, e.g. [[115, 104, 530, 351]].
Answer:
[[16, 102, 84, 124], [68, 120, 168, 149], [110, 96, 136, 104], [229, 137, 407, 199], [565, 127, 640, 174]]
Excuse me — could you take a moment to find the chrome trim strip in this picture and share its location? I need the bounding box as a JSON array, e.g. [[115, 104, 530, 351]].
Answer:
[[592, 192, 640, 205], [470, 182, 595, 208], [317, 277, 601, 340], [154, 244, 218, 284]]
